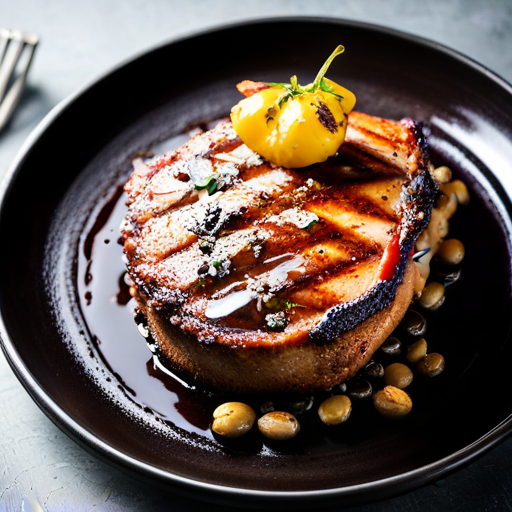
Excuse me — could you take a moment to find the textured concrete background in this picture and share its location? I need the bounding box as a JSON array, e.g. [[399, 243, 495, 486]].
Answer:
[[1, 0, 512, 510]]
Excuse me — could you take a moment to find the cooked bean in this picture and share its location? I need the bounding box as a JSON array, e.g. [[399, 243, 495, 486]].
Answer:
[[436, 193, 449, 210], [417, 353, 445, 377], [418, 282, 445, 310], [406, 338, 428, 364], [347, 377, 373, 399], [258, 411, 300, 440], [384, 363, 413, 389], [438, 217, 449, 238], [449, 179, 470, 205], [401, 309, 427, 336], [373, 386, 413, 418], [364, 360, 385, 379], [212, 402, 256, 438], [437, 239, 465, 265], [380, 336, 402, 356], [439, 188, 458, 217], [433, 166, 452, 184], [318, 395, 352, 425]]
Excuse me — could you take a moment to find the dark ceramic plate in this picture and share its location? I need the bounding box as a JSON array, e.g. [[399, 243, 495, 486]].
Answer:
[[1, 18, 512, 509]]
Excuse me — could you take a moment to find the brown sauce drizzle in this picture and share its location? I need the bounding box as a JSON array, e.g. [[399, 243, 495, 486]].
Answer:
[[77, 126, 477, 454]]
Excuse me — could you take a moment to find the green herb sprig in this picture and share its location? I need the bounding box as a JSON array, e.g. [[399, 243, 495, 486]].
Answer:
[[266, 45, 346, 114]]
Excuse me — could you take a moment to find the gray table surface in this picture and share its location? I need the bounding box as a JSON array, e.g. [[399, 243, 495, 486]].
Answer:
[[1, 0, 512, 510]]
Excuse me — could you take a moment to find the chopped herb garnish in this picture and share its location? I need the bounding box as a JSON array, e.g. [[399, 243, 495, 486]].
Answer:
[[265, 297, 302, 311], [194, 176, 217, 195], [265, 312, 288, 330], [264, 46, 346, 112], [305, 218, 319, 231]]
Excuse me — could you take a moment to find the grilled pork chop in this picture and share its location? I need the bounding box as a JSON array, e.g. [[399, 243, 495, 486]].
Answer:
[[122, 111, 437, 393]]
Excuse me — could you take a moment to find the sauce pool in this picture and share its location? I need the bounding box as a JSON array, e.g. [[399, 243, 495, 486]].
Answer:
[[75, 128, 482, 454]]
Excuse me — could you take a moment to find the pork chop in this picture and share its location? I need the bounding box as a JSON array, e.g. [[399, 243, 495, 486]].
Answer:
[[122, 111, 437, 392]]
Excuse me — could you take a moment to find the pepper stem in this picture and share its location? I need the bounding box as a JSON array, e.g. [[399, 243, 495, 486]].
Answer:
[[311, 45, 345, 91]]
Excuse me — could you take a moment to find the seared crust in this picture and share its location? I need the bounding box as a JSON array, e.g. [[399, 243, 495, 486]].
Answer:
[[144, 261, 417, 393], [122, 111, 437, 392]]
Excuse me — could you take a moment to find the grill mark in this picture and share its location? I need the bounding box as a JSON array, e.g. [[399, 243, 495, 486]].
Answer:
[[152, 180, 389, 273], [348, 196, 397, 222], [230, 259, 362, 309], [352, 125, 395, 145], [338, 144, 404, 174], [323, 189, 398, 224], [143, 165, 396, 279], [201, 224, 380, 301], [314, 212, 393, 253], [274, 253, 378, 298]]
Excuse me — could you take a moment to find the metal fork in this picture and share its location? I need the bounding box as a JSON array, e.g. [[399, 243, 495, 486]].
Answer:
[[0, 28, 38, 133]]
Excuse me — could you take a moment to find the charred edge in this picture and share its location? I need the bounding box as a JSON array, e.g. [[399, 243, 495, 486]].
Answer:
[[308, 245, 410, 344], [333, 146, 404, 176], [344, 195, 399, 224], [413, 121, 430, 166], [314, 101, 338, 134], [310, 147, 438, 344]]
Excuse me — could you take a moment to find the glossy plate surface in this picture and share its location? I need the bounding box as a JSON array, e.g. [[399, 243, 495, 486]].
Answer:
[[1, 18, 512, 508]]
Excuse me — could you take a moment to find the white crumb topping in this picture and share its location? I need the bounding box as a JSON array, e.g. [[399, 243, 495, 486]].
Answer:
[[267, 207, 319, 230], [215, 144, 264, 167]]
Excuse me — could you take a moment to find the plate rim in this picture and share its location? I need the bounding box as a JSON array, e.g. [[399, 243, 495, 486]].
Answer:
[[2, 16, 512, 506]]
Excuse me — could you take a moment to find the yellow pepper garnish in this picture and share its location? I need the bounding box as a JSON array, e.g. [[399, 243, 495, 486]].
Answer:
[[230, 46, 356, 168]]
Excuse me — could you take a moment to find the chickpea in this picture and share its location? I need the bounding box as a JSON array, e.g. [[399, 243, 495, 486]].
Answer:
[[418, 282, 445, 310], [417, 353, 445, 378], [406, 338, 428, 364], [448, 179, 470, 206], [373, 386, 413, 419], [318, 395, 352, 425], [437, 239, 465, 265], [438, 217, 449, 238], [212, 402, 256, 438], [436, 193, 450, 210], [439, 188, 458, 217], [384, 363, 413, 389], [258, 411, 300, 440], [433, 166, 452, 184]]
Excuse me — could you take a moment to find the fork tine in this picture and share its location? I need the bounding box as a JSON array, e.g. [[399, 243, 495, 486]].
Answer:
[[0, 30, 38, 133], [0, 40, 38, 133], [0, 28, 11, 64], [0, 30, 25, 103]]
